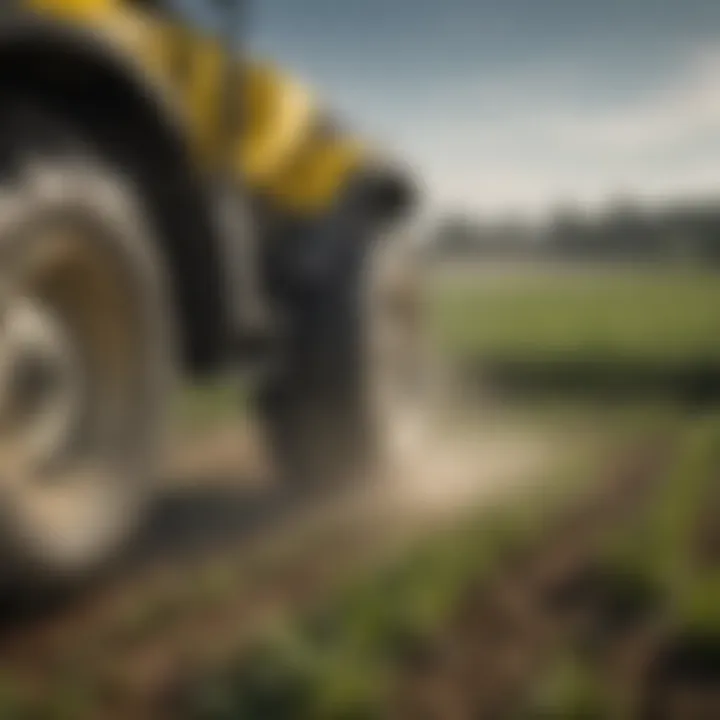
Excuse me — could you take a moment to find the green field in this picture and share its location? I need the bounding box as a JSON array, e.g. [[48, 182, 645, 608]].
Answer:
[[433, 268, 720, 366], [178, 266, 720, 423], [180, 265, 720, 719], [186, 411, 720, 720]]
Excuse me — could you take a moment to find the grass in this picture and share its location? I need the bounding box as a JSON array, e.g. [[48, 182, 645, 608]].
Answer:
[[600, 413, 720, 610], [521, 653, 610, 720], [174, 375, 249, 431], [173, 267, 720, 427], [430, 265, 720, 716], [184, 445, 614, 720], [172, 267, 720, 431], [432, 268, 720, 366], [520, 412, 720, 718]]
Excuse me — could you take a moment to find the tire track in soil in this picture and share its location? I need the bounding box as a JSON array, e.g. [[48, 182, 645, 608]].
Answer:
[[0, 418, 557, 719], [391, 436, 672, 720]]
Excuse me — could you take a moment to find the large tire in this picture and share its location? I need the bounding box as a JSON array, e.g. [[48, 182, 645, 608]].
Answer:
[[0, 107, 175, 583], [261, 222, 428, 488]]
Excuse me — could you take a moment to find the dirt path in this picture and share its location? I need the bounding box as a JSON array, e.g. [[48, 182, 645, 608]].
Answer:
[[0, 414, 561, 718]]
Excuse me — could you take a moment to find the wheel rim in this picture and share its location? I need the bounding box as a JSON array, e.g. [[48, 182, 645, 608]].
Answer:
[[0, 213, 149, 571], [0, 297, 84, 479]]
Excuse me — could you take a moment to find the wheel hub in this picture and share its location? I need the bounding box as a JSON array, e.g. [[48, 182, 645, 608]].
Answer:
[[0, 298, 83, 478]]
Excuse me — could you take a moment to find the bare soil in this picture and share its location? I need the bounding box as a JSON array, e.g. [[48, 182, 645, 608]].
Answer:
[[392, 438, 674, 719]]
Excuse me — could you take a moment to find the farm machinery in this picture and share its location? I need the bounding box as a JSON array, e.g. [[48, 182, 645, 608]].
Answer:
[[0, 0, 421, 581]]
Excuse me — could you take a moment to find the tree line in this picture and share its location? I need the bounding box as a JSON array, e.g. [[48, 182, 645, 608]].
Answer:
[[434, 197, 720, 264]]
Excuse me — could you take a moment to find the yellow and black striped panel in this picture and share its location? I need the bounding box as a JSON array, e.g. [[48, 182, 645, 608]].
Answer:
[[21, 0, 368, 214]]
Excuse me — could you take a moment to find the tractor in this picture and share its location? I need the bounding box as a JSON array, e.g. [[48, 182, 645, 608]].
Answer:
[[0, 0, 422, 582]]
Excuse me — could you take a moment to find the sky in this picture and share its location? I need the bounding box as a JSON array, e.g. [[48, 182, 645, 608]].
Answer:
[[249, 0, 720, 218]]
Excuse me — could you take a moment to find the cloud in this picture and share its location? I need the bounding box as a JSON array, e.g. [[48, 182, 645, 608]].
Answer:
[[545, 45, 720, 155], [330, 41, 720, 216]]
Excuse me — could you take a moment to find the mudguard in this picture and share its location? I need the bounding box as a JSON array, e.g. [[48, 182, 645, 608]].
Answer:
[[0, 11, 235, 373]]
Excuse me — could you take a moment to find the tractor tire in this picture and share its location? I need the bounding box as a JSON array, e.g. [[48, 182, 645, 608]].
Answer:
[[0, 107, 175, 584], [261, 225, 429, 488]]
